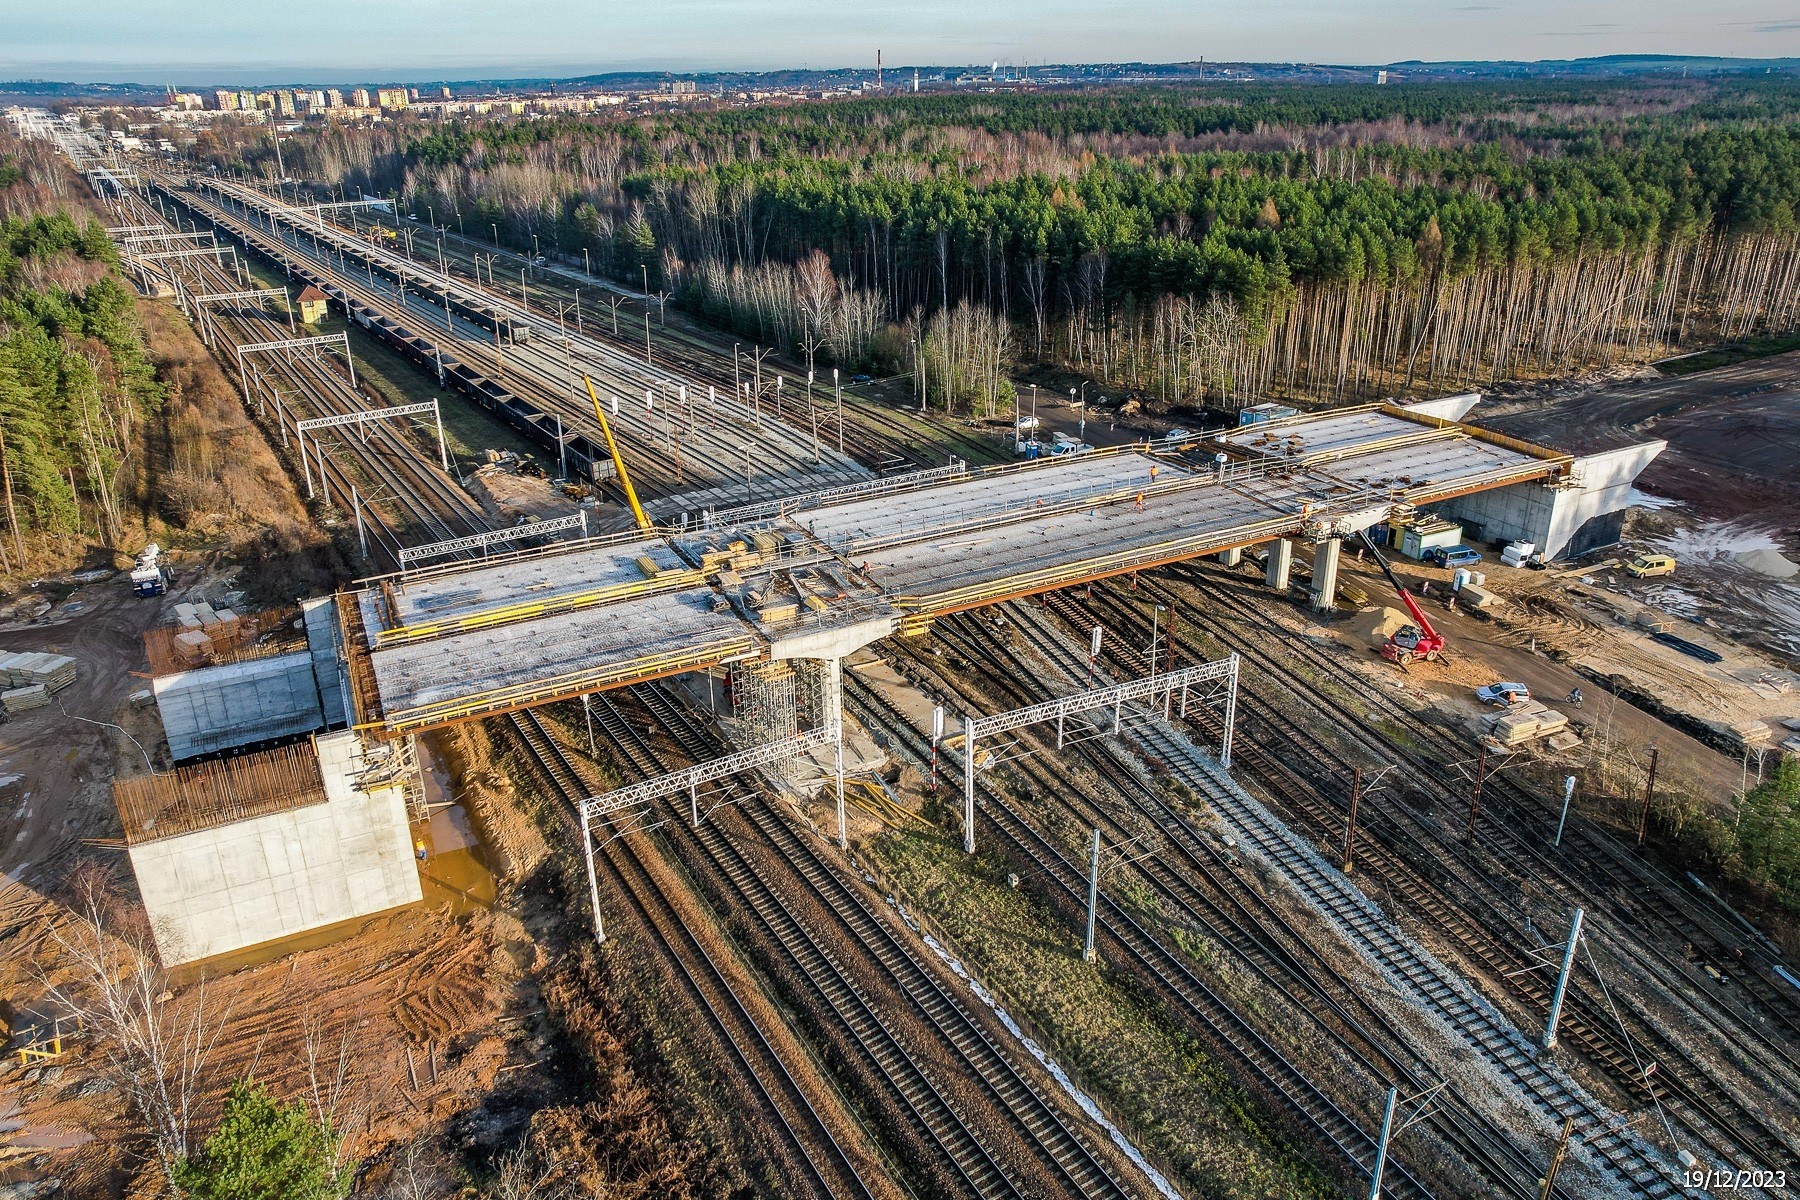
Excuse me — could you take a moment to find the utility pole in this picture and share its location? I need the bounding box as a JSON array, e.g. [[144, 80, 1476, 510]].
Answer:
[[1343, 766, 1362, 873], [352, 486, 367, 558], [1543, 908, 1584, 1050], [1553, 775, 1576, 848], [928, 706, 944, 792], [1539, 1116, 1575, 1200], [1084, 827, 1102, 962], [1637, 747, 1659, 845], [1466, 744, 1487, 838], [1148, 604, 1166, 682], [1366, 1082, 1444, 1200], [1369, 1088, 1398, 1200], [835, 368, 844, 454]]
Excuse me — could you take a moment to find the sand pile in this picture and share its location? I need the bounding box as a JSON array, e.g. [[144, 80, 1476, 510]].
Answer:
[[1731, 546, 1799, 580], [1349, 606, 1412, 646]]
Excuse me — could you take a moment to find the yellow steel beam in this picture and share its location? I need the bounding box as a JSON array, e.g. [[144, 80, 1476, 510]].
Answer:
[[371, 634, 762, 736], [372, 570, 705, 648], [889, 513, 1300, 614]]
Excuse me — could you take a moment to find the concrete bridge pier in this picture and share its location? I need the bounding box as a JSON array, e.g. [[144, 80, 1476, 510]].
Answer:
[[1218, 547, 1243, 568], [1265, 538, 1293, 592], [769, 615, 897, 850], [1310, 538, 1341, 612]]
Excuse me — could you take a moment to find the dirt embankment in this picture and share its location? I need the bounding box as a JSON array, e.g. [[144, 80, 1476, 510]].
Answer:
[[132, 298, 343, 606]]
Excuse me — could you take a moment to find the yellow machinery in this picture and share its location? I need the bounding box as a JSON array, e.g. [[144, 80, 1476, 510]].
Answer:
[[583, 374, 650, 531]]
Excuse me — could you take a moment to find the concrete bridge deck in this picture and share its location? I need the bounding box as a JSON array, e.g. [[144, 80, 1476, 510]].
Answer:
[[335, 403, 1582, 737]]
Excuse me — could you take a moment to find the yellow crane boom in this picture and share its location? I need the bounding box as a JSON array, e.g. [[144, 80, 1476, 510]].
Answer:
[[583, 374, 650, 531]]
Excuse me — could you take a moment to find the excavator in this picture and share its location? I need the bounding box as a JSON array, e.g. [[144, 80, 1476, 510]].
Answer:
[[583, 374, 651, 531], [1354, 528, 1446, 668]]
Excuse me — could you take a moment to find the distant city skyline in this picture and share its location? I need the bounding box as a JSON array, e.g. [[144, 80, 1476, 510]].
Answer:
[[4, 0, 1798, 85]]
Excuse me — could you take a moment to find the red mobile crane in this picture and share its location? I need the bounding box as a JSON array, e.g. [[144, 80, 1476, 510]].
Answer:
[[1354, 529, 1446, 667]]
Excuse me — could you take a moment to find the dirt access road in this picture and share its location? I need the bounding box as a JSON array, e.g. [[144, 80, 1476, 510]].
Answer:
[[1478, 351, 1800, 528], [1326, 556, 1744, 801], [0, 579, 165, 887]]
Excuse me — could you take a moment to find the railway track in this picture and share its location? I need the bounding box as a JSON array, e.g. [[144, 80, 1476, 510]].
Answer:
[[943, 598, 1679, 1196], [1129, 568, 1800, 1145], [354, 207, 1008, 474], [99, 155, 1793, 1200], [837, 665, 1460, 1200], [1026, 575, 1791, 1192], [871, 616, 1587, 1196], [581, 682, 1142, 1200], [505, 709, 881, 1200], [172, 176, 877, 506], [107, 188, 490, 566]]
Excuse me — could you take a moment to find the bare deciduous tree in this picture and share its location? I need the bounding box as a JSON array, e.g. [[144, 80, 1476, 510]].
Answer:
[[40, 871, 234, 1191]]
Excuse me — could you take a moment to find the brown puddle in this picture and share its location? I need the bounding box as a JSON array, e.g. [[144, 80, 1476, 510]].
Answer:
[[415, 751, 498, 915]]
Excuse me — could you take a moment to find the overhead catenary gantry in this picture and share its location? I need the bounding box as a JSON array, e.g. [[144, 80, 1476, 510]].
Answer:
[[192, 287, 296, 339], [234, 331, 355, 402], [957, 655, 1239, 853], [396, 512, 591, 569], [294, 400, 449, 500], [577, 718, 846, 941]]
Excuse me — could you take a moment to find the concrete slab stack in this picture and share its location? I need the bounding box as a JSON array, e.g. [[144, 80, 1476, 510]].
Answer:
[[0, 651, 77, 691]]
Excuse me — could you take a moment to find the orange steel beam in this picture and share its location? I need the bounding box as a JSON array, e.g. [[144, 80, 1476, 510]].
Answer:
[[365, 635, 762, 737], [908, 533, 1284, 620]]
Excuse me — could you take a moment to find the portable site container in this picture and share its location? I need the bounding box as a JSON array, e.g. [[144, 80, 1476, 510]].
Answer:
[[1238, 402, 1300, 426], [1401, 519, 1464, 561]]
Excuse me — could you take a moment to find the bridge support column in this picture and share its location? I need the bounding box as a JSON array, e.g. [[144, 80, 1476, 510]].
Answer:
[[820, 655, 843, 731], [823, 656, 847, 850], [1265, 538, 1293, 592], [1217, 547, 1242, 568], [1310, 538, 1341, 612]]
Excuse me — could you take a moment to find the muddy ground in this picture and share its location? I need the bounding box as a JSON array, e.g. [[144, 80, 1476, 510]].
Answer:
[[1478, 351, 1800, 529], [0, 564, 552, 1195], [1473, 353, 1800, 670]]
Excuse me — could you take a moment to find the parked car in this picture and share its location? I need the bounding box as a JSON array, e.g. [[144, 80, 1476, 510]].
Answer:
[[1476, 682, 1531, 706], [1425, 545, 1483, 568], [849, 373, 874, 385], [1623, 553, 1677, 578], [1164, 427, 1197, 441]]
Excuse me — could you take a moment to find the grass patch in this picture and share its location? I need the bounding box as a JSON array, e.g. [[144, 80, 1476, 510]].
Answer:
[[866, 827, 1335, 1200], [1657, 332, 1800, 375]]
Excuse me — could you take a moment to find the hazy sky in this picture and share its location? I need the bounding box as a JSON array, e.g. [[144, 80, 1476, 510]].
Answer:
[[4, 0, 1797, 84]]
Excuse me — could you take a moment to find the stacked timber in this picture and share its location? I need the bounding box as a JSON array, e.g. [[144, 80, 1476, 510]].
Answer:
[[1483, 701, 1571, 748], [0, 651, 77, 692], [173, 630, 213, 666], [2, 683, 51, 714]]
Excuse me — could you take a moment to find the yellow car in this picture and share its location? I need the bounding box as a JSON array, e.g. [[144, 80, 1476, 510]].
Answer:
[[1623, 553, 1676, 578]]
